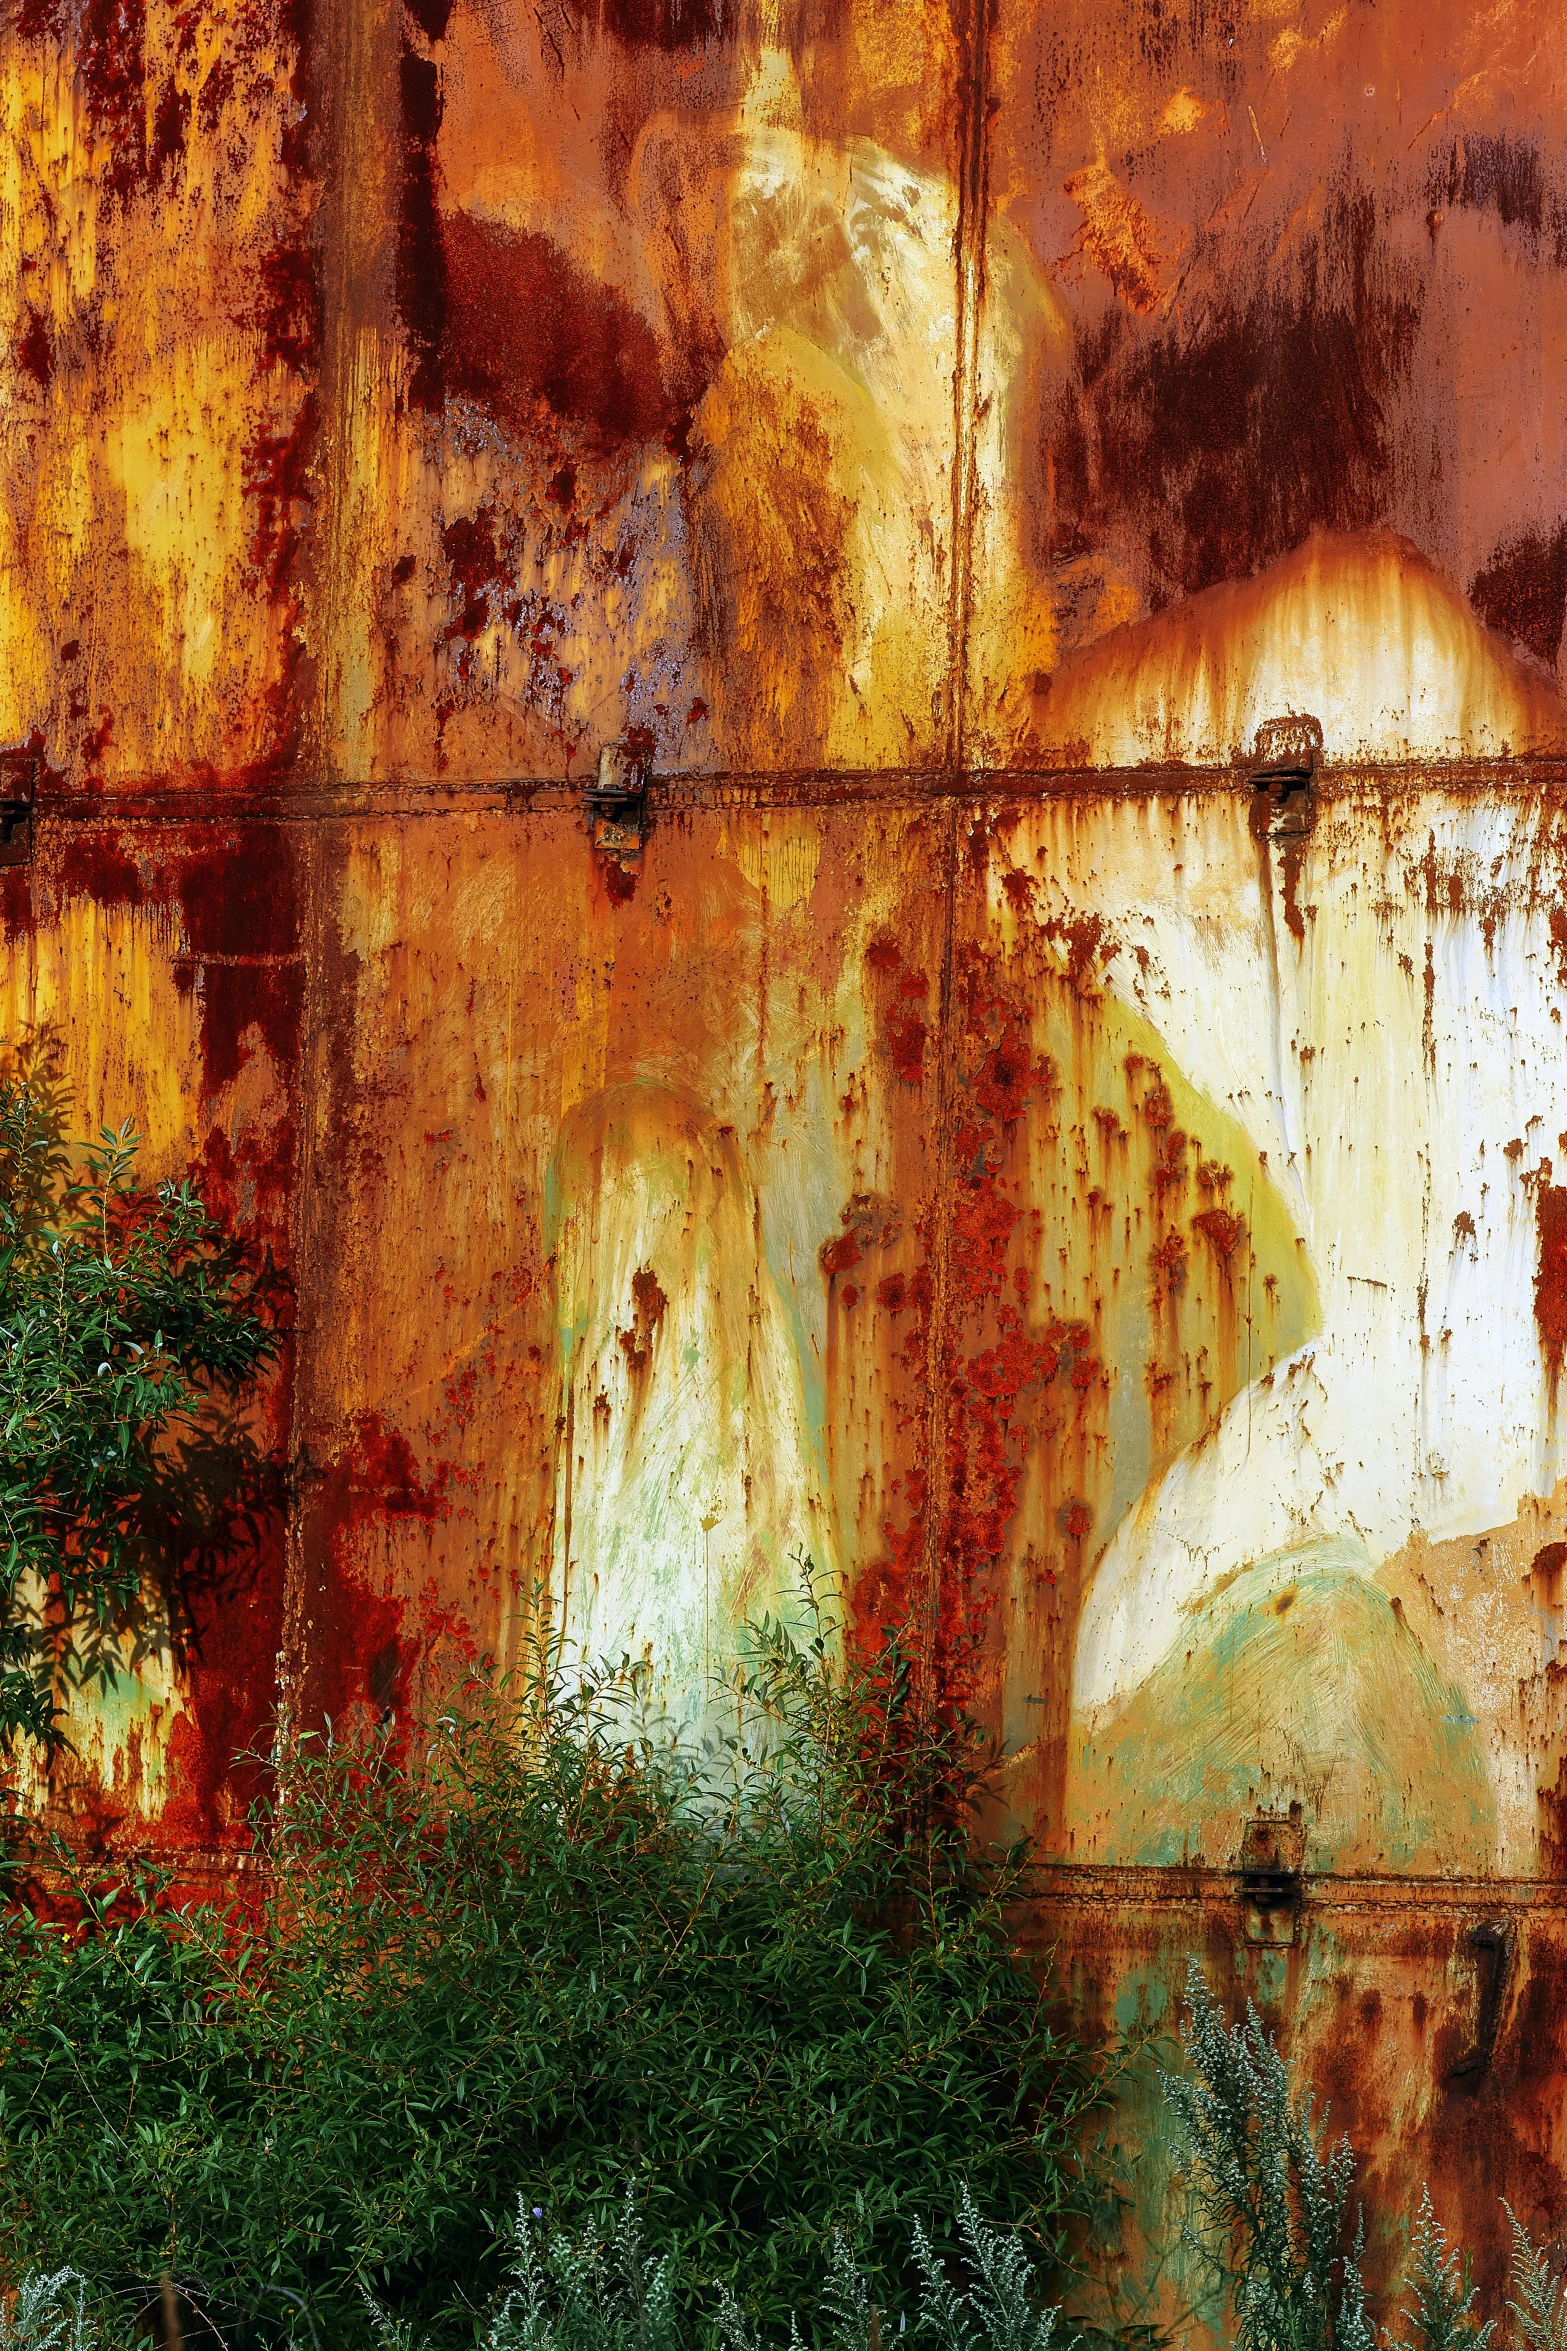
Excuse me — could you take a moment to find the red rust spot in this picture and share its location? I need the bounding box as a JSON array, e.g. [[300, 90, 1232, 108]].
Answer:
[[821, 1231, 862, 1278], [1535, 1185, 1567, 1390], [1150, 1229, 1188, 1299], [973, 1025, 1046, 1121], [1042, 910, 1118, 991], [865, 934, 902, 971], [81, 707, 114, 775], [1192, 1207, 1244, 1258], [885, 1008, 928, 1084]]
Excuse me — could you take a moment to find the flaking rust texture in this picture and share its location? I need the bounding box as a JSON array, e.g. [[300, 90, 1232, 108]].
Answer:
[[8, 0, 1567, 2311]]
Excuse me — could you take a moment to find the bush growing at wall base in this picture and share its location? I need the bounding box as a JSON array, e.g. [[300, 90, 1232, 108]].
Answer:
[[0, 1606, 1101, 2348]]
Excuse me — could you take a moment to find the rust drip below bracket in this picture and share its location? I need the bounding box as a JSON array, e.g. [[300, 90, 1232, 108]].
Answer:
[[1448, 1919, 1514, 2084], [0, 745, 38, 868], [1249, 712, 1322, 842], [586, 740, 650, 868], [1239, 1805, 1306, 1947]]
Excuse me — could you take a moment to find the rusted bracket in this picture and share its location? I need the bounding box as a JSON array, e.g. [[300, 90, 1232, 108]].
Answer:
[[1448, 1919, 1513, 2082], [585, 740, 650, 863], [1239, 1805, 1306, 1946], [0, 744, 38, 868], [1249, 712, 1322, 841]]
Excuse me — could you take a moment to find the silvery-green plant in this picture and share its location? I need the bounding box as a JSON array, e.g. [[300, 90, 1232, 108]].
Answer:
[[911, 2183, 1069, 2351], [369, 2190, 681, 2351], [1505, 2203, 1567, 2351], [1394, 2188, 1494, 2351], [375, 2185, 1067, 2351], [0, 2271, 108, 2351], [1162, 1961, 1374, 2351]]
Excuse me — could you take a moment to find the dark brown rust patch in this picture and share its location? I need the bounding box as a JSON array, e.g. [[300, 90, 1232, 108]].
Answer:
[[617, 1264, 667, 1382], [441, 509, 506, 642], [440, 209, 679, 451], [257, 242, 324, 374], [1431, 133, 1567, 262], [552, 0, 731, 52], [14, 311, 52, 390], [1468, 525, 1567, 670], [398, 44, 445, 410], [1046, 188, 1421, 600]]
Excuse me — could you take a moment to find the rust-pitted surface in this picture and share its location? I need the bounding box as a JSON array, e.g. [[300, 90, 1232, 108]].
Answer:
[[7, 0, 1567, 2310]]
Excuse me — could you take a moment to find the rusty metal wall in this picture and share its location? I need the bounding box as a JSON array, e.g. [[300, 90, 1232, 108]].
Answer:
[[4, 0, 1567, 2319]]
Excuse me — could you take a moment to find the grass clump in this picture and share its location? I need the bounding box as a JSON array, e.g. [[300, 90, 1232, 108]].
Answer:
[[0, 1598, 1098, 2348]]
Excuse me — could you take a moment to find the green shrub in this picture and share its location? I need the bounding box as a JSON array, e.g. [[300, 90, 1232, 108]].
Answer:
[[0, 1056, 281, 1745], [0, 1603, 1098, 2348]]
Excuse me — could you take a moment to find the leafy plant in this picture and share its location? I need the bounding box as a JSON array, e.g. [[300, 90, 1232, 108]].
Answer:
[[1396, 2191, 1494, 2351], [1505, 2205, 1567, 2351], [911, 2183, 1069, 2351], [369, 2179, 1070, 2351], [0, 1598, 1099, 2348], [1160, 1961, 1373, 2351], [0, 2269, 108, 2351], [0, 1055, 281, 1744]]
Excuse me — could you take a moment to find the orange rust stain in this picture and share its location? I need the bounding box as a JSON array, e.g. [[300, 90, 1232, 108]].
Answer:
[[617, 1265, 668, 1378], [1535, 1186, 1567, 1389]]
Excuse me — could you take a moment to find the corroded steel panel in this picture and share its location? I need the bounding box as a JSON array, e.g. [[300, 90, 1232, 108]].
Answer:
[[311, 0, 969, 779], [974, 0, 1567, 764], [288, 799, 949, 1722], [950, 779, 1567, 1878], [5, 0, 1567, 2298], [0, 815, 300, 1851], [0, 0, 313, 788]]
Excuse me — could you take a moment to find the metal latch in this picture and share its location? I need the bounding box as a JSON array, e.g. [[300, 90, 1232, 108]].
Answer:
[[1249, 713, 1321, 840], [1239, 1804, 1305, 1945], [0, 745, 37, 867], [585, 740, 650, 863]]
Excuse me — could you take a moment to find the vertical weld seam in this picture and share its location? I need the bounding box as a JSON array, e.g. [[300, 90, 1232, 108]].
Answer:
[[279, 821, 325, 1759], [310, 0, 399, 778], [945, 0, 995, 774], [918, 799, 963, 1711]]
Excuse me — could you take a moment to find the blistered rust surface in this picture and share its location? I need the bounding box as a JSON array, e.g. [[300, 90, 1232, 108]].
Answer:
[[9, 0, 1567, 2308]]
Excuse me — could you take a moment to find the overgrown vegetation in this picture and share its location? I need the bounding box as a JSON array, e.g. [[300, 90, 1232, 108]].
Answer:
[[0, 1606, 1097, 2348], [0, 1057, 280, 1745], [0, 2184, 1079, 2351], [1166, 1963, 1562, 2351]]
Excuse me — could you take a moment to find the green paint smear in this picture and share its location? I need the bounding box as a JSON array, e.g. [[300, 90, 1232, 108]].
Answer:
[[1073, 1538, 1494, 1873], [1033, 979, 1322, 1551]]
